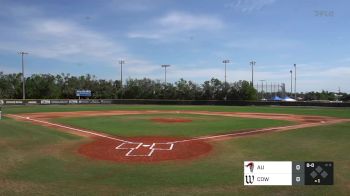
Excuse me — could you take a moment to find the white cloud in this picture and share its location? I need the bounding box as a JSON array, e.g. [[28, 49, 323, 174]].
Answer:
[[226, 0, 277, 13], [122, 59, 159, 76], [157, 12, 224, 31], [127, 32, 162, 39], [108, 0, 156, 12], [127, 11, 224, 40], [0, 2, 41, 18], [311, 66, 350, 78], [0, 2, 134, 65], [18, 19, 124, 61], [337, 57, 350, 63], [0, 1, 349, 93], [0, 3, 158, 78], [0, 16, 151, 69]]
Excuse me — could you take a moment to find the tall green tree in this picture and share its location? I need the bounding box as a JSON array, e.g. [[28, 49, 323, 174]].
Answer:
[[0, 72, 347, 101]]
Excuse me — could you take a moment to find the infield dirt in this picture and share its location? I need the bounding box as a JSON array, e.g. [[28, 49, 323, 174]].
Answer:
[[6, 110, 350, 163]]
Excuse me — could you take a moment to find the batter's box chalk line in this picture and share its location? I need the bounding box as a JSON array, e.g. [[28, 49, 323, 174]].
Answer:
[[115, 142, 174, 157]]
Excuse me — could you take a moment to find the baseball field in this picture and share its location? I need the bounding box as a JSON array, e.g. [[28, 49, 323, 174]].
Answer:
[[1, 104, 350, 195]]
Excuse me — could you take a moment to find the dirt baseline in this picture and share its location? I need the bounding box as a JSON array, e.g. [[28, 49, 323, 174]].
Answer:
[[6, 110, 350, 163]]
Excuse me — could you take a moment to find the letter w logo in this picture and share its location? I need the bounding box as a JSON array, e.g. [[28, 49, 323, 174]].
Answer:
[[245, 175, 254, 184]]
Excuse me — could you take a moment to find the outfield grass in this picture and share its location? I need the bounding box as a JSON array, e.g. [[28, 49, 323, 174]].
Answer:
[[1, 115, 349, 195], [53, 113, 293, 137], [1, 105, 350, 195], [3, 104, 350, 118]]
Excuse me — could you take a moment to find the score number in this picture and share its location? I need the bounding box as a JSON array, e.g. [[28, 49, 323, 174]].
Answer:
[[306, 163, 314, 168]]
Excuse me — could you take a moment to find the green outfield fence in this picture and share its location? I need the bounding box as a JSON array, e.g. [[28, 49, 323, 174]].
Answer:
[[0, 99, 349, 107]]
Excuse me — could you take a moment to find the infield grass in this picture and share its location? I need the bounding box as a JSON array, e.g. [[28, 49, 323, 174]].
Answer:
[[53, 113, 293, 137], [0, 115, 349, 195], [1, 105, 350, 195]]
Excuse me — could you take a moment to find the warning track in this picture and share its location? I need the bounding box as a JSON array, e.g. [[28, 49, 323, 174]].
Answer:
[[6, 110, 350, 163]]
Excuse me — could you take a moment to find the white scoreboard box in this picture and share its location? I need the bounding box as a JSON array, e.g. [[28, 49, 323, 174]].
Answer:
[[244, 161, 293, 186]]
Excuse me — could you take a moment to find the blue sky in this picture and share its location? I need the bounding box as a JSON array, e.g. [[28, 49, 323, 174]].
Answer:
[[0, 0, 349, 92]]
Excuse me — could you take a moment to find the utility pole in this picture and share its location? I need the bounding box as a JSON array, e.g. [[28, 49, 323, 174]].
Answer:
[[118, 60, 125, 98], [18, 52, 28, 100], [250, 61, 256, 87], [290, 70, 293, 95], [294, 64, 296, 100], [222, 60, 230, 100], [161, 64, 170, 84]]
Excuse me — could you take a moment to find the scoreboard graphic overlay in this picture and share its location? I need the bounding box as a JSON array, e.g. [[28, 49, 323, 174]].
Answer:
[[244, 161, 333, 186]]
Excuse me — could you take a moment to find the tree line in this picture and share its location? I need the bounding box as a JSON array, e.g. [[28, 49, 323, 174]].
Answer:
[[1, 72, 348, 101], [0, 72, 257, 100]]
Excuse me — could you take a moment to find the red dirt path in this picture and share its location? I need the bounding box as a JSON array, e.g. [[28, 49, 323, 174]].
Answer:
[[6, 110, 350, 163], [78, 136, 212, 162]]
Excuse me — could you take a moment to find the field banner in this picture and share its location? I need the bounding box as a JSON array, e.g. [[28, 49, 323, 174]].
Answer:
[[40, 100, 50, 105], [27, 100, 39, 104], [78, 100, 90, 104], [89, 100, 101, 104], [101, 100, 112, 104], [5, 100, 23, 105], [50, 100, 69, 104], [69, 100, 78, 104]]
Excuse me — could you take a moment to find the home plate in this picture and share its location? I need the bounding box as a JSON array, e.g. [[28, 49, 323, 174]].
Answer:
[[115, 142, 175, 156]]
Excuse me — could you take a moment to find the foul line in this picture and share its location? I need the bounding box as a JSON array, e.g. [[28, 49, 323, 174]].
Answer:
[[7, 114, 347, 145], [8, 114, 130, 143], [168, 123, 321, 144]]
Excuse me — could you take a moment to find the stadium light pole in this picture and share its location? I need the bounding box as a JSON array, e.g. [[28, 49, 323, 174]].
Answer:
[[18, 52, 28, 100], [290, 70, 293, 95], [294, 64, 296, 99], [161, 64, 170, 84], [222, 60, 230, 100], [118, 60, 125, 98], [222, 60, 230, 86], [250, 61, 256, 87]]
